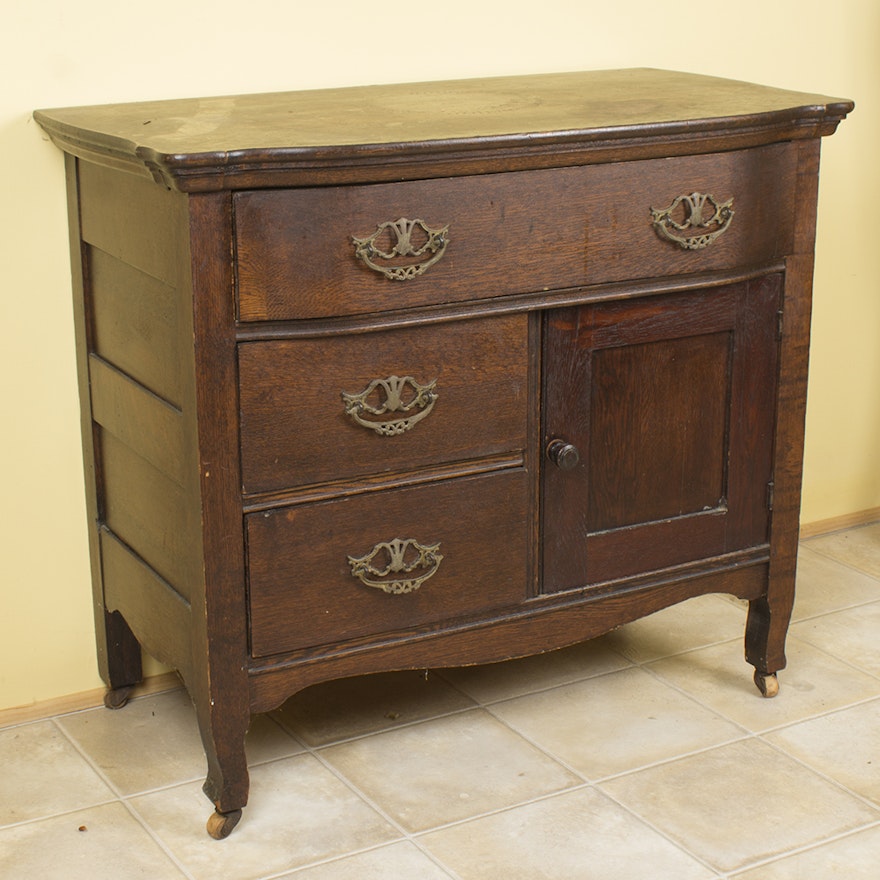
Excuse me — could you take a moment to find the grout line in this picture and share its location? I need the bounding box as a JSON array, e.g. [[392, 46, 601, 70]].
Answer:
[[588, 780, 728, 877], [785, 628, 880, 685], [0, 797, 121, 833], [445, 659, 641, 709], [270, 701, 479, 751], [612, 635, 745, 669], [15, 720, 198, 880], [725, 819, 880, 877], [758, 692, 880, 735], [595, 792, 728, 877], [116, 797, 199, 880], [431, 646, 639, 707], [798, 543, 880, 581], [589, 733, 757, 787], [790, 595, 880, 625], [272, 719, 419, 838], [49, 716, 128, 801], [260, 699, 488, 875], [297, 743, 466, 880], [757, 731, 880, 815], [635, 659, 756, 731], [264, 841, 465, 880], [49, 712, 207, 879], [409, 781, 596, 838], [646, 673, 880, 740]]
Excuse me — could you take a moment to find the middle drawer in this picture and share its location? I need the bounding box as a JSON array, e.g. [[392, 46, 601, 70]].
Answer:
[[239, 314, 529, 494]]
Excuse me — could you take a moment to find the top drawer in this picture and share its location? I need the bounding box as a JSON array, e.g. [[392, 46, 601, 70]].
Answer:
[[234, 143, 797, 322]]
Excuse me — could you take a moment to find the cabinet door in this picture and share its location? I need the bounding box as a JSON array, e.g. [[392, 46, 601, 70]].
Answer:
[[541, 276, 781, 592]]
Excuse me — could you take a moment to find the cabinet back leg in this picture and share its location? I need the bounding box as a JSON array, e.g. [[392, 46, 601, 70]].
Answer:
[[98, 609, 143, 704]]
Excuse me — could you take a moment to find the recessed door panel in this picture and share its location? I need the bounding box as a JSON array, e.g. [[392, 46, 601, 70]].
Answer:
[[542, 277, 781, 592], [588, 331, 731, 532]]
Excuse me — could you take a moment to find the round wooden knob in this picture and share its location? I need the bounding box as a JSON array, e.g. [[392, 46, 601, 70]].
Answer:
[[546, 439, 580, 470]]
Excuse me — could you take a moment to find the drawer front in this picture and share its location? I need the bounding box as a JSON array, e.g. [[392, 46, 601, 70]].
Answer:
[[239, 315, 529, 494], [247, 470, 529, 657], [235, 143, 796, 321]]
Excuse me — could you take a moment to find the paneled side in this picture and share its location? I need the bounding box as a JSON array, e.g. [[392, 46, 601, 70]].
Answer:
[[76, 161, 201, 620], [78, 161, 188, 285], [100, 528, 192, 673], [89, 354, 186, 486], [99, 428, 197, 600], [89, 246, 182, 406]]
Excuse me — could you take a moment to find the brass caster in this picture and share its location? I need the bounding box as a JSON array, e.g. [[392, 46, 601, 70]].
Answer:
[[206, 808, 242, 840], [754, 671, 779, 698], [103, 686, 133, 710]]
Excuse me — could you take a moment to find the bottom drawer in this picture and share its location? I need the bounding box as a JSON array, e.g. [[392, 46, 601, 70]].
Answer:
[[247, 470, 530, 657]]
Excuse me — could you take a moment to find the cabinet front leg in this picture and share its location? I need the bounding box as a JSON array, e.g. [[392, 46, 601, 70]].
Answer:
[[745, 594, 792, 698], [195, 699, 250, 839]]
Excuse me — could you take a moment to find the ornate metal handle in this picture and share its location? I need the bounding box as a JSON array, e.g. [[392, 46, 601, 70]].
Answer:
[[352, 218, 449, 280], [348, 538, 443, 595], [651, 192, 734, 250], [342, 375, 438, 436]]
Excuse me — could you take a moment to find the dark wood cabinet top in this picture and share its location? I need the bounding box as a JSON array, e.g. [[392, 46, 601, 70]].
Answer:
[[34, 69, 852, 191]]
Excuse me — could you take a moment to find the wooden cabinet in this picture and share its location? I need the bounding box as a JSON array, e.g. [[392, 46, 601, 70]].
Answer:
[[35, 69, 852, 838]]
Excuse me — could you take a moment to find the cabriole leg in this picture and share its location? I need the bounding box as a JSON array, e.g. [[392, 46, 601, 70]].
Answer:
[[745, 594, 791, 699], [193, 695, 251, 839]]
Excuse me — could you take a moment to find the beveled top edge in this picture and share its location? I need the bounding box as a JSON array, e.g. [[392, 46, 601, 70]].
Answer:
[[34, 68, 853, 190]]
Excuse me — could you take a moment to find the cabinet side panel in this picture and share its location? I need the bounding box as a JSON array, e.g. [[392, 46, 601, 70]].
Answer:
[[65, 155, 142, 691], [74, 160, 201, 676], [78, 161, 188, 286], [99, 428, 198, 598], [100, 528, 192, 673], [89, 246, 183, 406]]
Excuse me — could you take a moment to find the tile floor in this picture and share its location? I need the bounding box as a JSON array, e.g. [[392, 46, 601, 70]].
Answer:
[[3, 524, 880, 878]]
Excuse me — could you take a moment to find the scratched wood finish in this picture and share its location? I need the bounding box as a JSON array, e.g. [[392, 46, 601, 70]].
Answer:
[[542, 278, 781, 590], [247, 470, 530, 657], [35, 69, 851, 190], [235, 145, 796, 321], [239, 314, 528, 494]]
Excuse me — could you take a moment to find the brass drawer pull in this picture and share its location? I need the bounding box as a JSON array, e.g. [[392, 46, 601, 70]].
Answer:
[[348, 538, 443, 595], [352, 217, 449, 280], [342, 374, 438, 436], [651, 192, 734, 250]]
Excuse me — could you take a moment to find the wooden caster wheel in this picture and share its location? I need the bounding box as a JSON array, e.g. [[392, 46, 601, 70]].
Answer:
[[754, 671, 779, 698], [103, 686, 133, 710], [206, 808, 242, 840]]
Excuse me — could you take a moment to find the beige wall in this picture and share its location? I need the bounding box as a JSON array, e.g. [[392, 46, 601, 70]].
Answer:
[[2, 1, 878, 712]]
